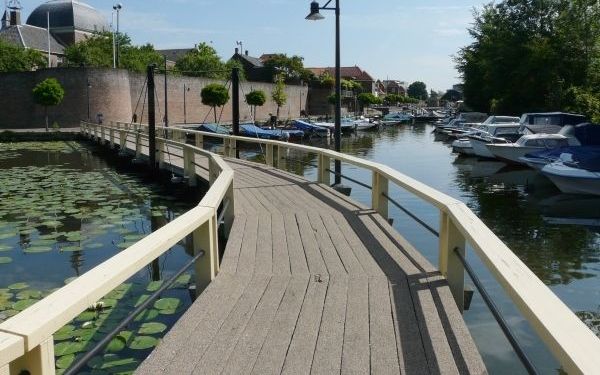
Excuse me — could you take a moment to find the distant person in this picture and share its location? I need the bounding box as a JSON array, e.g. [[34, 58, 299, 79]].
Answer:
[[132, 113, 138, 123], [96, 113, 103, 124], [269, 113, 277, 129]]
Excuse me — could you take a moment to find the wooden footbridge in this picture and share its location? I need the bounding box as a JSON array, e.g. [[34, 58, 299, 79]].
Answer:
[[0, 122, 599, 375]]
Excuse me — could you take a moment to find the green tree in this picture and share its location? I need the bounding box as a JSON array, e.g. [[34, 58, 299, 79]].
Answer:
[[407, 81, 428, 100], [175, 42, 226, 78], [64, 32, 163, 72], [384, 94, 403, 106], [357, 93, 382, 112], [245, 90, 267, 120], [32, 78, 65, 131], [263, 54, 313, 83], [271, 75, 287, 119], [0, 39, 46, 72], [201, 84, 230, 123], [441, 89, 463, 102], [317, 72, 335, 88]]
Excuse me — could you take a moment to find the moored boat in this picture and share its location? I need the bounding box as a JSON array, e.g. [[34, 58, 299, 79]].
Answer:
[[542, 152, 600, 195]]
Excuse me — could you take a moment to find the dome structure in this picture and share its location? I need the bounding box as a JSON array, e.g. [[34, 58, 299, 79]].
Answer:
[[26, 0, 108, 45]]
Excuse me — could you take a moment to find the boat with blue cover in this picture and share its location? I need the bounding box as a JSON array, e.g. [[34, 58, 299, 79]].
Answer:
[[291, 120, 330, 137], [240, 124, 285, 140], [196, 123, 231, 135]]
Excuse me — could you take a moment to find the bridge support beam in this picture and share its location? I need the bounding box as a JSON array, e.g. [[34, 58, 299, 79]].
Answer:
[[439, 212, 465, 312]]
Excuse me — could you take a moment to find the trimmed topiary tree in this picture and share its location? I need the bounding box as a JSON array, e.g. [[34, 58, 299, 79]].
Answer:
[[201, 83, 230, 123], [32, 78, 65, 132], [245, 90, 267, 121]]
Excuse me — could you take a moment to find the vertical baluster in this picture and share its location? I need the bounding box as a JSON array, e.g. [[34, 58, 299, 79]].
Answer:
[[195, 133, 204, 149], [193, 214, 219, 294], [184, 145, 197, 187], [265, 144, 274, 166], [318, 154, 331, 185], [278, 145, 287, 170], [439, 211, 466, 312], [8, 337, 55, 375]]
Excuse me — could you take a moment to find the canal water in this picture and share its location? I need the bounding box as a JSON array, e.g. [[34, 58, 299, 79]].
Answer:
[[266, 124, 599, 375], [0, 141, 201, 374]]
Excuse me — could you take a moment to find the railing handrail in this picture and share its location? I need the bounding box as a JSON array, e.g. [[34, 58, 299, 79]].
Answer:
[[115, 121, 600, 374], [0, 122, 234, 372]]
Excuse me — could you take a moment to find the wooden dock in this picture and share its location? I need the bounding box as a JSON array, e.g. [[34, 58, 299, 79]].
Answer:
[[136, 157, 486, 374]]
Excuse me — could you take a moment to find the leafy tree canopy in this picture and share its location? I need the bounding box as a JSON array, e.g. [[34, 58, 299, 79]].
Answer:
[[0, 39, 46, 72], [263, 54, 314, 83], [341, 79, 362, 92], [407, 81, 428, 100], [246, 90, 267, 107], [455, 0, 600, 116], [175, 42, 225, 78], [201, 83, 230, 107], [64, 32, 163, 72], [441, 89, 463, 102], [272, 74, 288, 117], [357, 93, 382, 106], [32, 78, 64, 107]]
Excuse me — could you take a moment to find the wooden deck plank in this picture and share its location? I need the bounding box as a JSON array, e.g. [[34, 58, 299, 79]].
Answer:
[[236, 214, 259, 275], [218, 214, 247, 275], [369, 277, 402, 374], [341, 276, 371, 375], [254, 214, 273, 275], [251, 276, 310, 375], [307, 211, 347, 276], [271, 212, 292, 276], [296, 212, 329, 276], [283, 213, 310, 276], [190, 275, 272, 375], [280, 275, 329, 375], [311, 275, 348, 375], [320, 213, 365, 276]]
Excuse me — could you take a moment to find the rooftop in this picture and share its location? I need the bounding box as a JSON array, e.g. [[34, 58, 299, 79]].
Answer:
[[26, 0, 108, 33]]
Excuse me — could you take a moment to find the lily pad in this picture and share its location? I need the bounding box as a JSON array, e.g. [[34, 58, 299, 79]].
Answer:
[[56, 354, 75, 369], [61, 246, 82, 252], [54, 341, 84, 356], [0, 233, 16, 240], [134, 309, 160, 322], [154, 297, 180, 311], [88, 354, 139, 372], [16, 290, 42, 300], [76, 311, 98, 322], [8, 282, 29, 290], [24, 246, 53, 254], [0, 245, 11, 252], [146, 281, 163, 292], [128, 335, 158, 350], [0, 257, 12, 264], [105, 331, 132, 353], [138, 322, 167, 335], [13, 299, 37, 311]]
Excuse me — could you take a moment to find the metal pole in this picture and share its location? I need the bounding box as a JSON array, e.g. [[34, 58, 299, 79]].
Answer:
[[183, 84, 187, 124], [46, 11, 51, 67], [112, 12, 116, 68], [115, 8, 120, 68], [164, 55, 168, 127], [334, 0, 342, 185], [147, 65, 157, 170], [232, 67, 240, 136]]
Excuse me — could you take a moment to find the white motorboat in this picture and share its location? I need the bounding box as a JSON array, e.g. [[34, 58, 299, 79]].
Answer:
[[542, 156, 600, 196], [381, 112, 413, 126], [486, 133, 575, 164], [466, 123, 523, 158], [452, 138, 475, 155]]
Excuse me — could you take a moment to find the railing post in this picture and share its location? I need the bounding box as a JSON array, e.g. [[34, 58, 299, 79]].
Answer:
[[318, 154, 331, 185], [223, 139, 230, 157], [156, 139, 165, 169], [100, 126, 105, 143], [265, 144, 274, 166], [193, 214, 219, 294], [439, 211, 466, 312], [9, 336, 55, 375], [372, 171, 389, 219], [184, 145, 197, 187], [135, 131, 142, 159], [195, 133, 204, 149], [278, 145, 287, 170], [119, 130, 126, 151], [109, 128, 115, 148], [208, 158, 218, 186], [229, 139, 237, 158]]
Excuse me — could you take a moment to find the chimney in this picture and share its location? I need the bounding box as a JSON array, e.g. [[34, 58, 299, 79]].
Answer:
[[235, 47, 239, 55], [9, 10, 20, 26], [245, 50, 248, 56]]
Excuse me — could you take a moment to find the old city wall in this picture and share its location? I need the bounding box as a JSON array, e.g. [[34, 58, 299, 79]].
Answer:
[[0, 67, 308, 129]]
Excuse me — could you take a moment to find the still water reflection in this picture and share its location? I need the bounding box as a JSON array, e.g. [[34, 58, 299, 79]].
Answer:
[[240, 124, 600, 374]]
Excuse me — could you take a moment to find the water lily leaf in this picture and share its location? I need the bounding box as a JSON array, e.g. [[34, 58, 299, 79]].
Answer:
[[56, 354, 75, 369], [0, 233, 16, 240], [8, 282, 28, 290], [0, 309, 19, 318], [138, 322, 167, 335], [128, 335, 158, 350], [0, 245, 12, 252], [13, 299, 37, 311], [174, 273, 191, 287], [100, 298, 117, 309], [104, 331, 132, 353], [54, 325, 76, 341], [146, 281, 163, 292], [24, 246, 53, 254], [54, 341, 84, 356], [16, 290, 42, 300], [153, 297, 180, 311], [0, 257, 12, 264], [134, 309, 160, 322], [41, 220, 62, 228], [76, 311, 97, 322], [88, 354, 139, 371], [61, 246, 82, 252], [85, 243, 104, 250], [134, 295, 150, 308]]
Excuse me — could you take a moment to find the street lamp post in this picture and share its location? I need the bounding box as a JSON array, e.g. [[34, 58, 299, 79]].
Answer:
[[113, 3, 122, 68], [306, 0, 342, 186], [183, 84, 190, 124]]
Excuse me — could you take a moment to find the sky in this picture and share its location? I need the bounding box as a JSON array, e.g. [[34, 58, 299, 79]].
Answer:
[[17, 0, 486, 91]]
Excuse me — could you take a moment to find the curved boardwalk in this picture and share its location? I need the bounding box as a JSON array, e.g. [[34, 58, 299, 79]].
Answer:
[[136, 155, 486, 375]]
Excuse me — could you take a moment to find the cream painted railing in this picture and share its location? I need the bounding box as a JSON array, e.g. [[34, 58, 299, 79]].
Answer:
[[0, 122, 234, 375], [109, 120, 600, 374]]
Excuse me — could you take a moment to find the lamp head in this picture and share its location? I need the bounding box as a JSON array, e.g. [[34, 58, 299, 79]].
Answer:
[[306, 1, 324, 20], [113, 3, 122, 10]]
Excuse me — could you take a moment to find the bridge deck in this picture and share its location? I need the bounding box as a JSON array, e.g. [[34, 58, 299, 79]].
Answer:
[[135, 154, 486, 375]]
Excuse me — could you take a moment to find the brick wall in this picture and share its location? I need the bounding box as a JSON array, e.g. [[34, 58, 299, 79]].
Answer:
[[0, 67, 308, 129]]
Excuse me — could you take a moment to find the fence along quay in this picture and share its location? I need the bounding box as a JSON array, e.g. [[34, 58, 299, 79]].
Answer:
[[0, 121, 595, 374]]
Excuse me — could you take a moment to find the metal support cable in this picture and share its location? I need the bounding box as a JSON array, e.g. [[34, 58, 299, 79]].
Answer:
[[453, 248, 538, 375], [382, 192, 440, 237], [64, 250, 205, 375], [325, 168, 372, 190]]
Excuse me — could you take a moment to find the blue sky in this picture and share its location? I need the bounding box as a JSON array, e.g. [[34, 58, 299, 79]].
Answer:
[[19, 0, 485, 91]]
